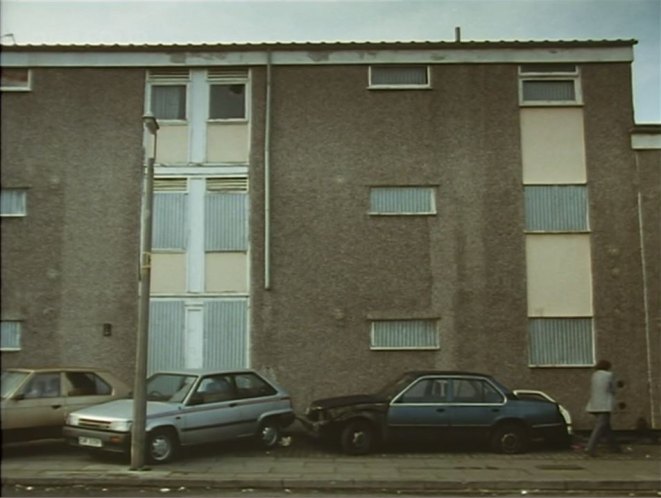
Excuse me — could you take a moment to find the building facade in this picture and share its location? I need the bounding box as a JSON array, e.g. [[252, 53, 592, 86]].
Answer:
[[1, 40, 659, 431]]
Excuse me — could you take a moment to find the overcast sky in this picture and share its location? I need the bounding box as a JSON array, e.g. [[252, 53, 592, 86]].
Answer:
[[1, 0, 659, 122]]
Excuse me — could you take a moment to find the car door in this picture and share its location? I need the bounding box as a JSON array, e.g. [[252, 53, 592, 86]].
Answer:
[[386, 377, 451, 444], [178, 374, 246, 446], [3, 371, 67, 433], [446, 377, 506, 443], [231, 372, 279, 438]]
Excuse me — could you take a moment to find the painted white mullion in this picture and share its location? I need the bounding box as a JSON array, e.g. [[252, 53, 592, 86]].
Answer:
[[189, 69, 209, 164], [187, 178, 206, 293], [185, 305, 204, 369]]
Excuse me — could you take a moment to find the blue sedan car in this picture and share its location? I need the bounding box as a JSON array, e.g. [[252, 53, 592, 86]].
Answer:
[[303, 371, 570, 454]]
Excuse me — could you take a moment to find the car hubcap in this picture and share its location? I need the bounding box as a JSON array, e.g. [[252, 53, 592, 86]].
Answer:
[[351, 430, 366, 448], [151, 436, 170, 460], [261, 426, 278, 446], [502, 433, 518, 452]]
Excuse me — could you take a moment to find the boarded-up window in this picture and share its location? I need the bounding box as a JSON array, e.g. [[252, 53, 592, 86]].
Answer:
[[204, 299, 248, 369], [0, 189, 27, 217], [0, 321, 22, 351], [371, 320, 439, 350], [153, 192, 188, 250], [148, 301, 186, 374], [529, 318, 594, 366], [525, 185, 588, 232], [370, 187, 436, 215], [519, 65, 580, 105], [205, 179, 248, 251], [370, 66, 429, 88], [1, 68, 31, 91]]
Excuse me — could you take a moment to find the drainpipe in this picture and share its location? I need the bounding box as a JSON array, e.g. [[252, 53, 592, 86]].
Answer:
[[634, 152, 656, 428], [264, 49, 272, 290]]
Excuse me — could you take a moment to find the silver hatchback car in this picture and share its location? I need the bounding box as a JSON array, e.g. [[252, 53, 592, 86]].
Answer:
[[63, 369, 295, 463]]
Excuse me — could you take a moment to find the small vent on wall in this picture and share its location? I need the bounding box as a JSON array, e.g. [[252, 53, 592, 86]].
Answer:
[[207, 68, 249, 82], [154, 178, 188, 191], [206, 177, 248, 192], [148, 69, 190, 81]]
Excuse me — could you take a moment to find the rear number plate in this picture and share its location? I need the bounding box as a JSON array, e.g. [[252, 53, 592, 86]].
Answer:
[[79, 437, 102, 448]]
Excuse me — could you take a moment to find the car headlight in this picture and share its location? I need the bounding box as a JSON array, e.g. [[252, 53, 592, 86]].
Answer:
[[66, 413, 79, 426], [108, 420, 132, 432]]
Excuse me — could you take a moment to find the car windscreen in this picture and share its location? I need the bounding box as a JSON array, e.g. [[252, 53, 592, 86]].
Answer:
[[145, 374, 197, 403], [376, 372, 419, 400], [1, 371, 29, 399]]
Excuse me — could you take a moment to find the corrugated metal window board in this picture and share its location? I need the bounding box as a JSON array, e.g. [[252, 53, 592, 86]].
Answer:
[[371, 320, 440, 350], [0, 189, 27, 216], [152, 193, 188, 250], [525, 185, 589, 232], [148, 301, 186, 375], [522, 80, 576, 102], [528, 318, 594, 366], [369, 186, 436, 215], [204, 299, 248, 369], [370, 66, 429, 87], [0, 321, 22, 350], [205, 192, 248, 251]]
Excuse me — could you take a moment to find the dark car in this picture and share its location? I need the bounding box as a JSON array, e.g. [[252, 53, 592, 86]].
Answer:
[[302, 371, 570, 455]]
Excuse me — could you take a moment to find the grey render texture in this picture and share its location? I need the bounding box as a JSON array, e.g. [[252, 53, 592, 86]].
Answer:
[[1, 41, 659, 433]]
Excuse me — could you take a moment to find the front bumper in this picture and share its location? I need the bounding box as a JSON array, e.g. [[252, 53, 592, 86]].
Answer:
[[63, 425, 130, 454]]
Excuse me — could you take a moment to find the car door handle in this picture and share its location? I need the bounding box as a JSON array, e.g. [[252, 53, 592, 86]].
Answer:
[[491, 408, 500, 412], [436, 408, 445, 413], [51, 405, 62, 409], [229, 403, 237, 408]]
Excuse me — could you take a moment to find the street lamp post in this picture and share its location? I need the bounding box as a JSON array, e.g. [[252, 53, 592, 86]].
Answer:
[[130, 113, 159, 470]]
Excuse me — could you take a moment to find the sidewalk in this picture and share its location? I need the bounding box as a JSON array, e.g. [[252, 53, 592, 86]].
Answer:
[[2, 436, 660, 494]]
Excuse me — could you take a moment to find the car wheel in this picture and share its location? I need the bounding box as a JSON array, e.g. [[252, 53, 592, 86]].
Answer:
[[257, 419, 281, 449], [340, 420, 375, 455], [490, 423, 528, 454], [147, 428, 179, 464]]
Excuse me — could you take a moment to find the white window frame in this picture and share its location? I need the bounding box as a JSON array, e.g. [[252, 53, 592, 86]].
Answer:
[[0, 189, 27, 217], [1, 68, 31, 92], [207, 69, 250, 123], [519, 64, 582, 106], [369, 186, 437, 216], [1, 321, 22, 351], [368, 65, 431, 90], [370, 319, 440, 351], [147, 69, 191, 123]]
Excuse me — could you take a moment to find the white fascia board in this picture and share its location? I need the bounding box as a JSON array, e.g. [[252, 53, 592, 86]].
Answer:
[[1, 46, 633, 67]]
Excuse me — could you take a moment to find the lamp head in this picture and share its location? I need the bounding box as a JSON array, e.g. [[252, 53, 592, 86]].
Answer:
[[142, 113, 159, 135]]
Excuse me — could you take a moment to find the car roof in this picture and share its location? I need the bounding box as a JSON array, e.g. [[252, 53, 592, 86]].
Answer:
[[149, 368, 259, 376], [2, 367, 113, 373], [405, 371, 497, 379]]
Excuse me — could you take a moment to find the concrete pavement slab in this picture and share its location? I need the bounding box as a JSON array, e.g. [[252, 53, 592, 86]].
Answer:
[[1, 437, 659, 494]]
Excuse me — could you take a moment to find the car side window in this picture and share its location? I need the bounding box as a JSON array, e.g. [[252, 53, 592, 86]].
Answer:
[[397, 379, 450, 404], [453, 379, 503, 404], [22, 373, 60, 399], [234, 373, 276, 399], [66, 372, 111, 396], [194, 375, 236, 404]]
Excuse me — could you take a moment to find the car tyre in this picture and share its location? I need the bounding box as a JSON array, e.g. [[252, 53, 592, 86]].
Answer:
[[147, 428, 179, 464], [340, 420, 375, 455], [257, 419, 281, 449], [490, 423, 528, 454]]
